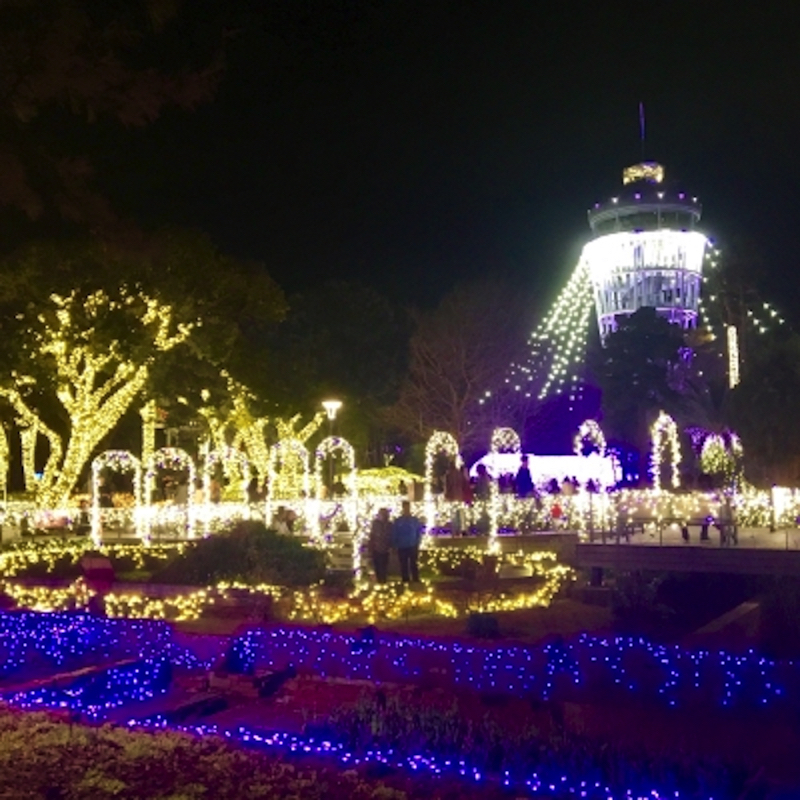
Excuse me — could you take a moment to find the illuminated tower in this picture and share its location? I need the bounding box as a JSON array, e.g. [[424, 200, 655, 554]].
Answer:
[[583, 162, 707, 342]]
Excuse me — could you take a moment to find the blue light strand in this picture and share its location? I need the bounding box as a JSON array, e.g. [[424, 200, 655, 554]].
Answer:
[[0, 611, 218, 682], [4, 656, 172, 721], [0, 612, 795, 713], [127, 716, 715, 800], [221, 626, 793, 712]]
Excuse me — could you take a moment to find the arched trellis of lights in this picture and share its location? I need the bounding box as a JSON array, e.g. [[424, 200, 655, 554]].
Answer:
[[424, 431, 460, 503], [423, 431, 459, 549], [144, 447, 196, 541], [313, 435, 358, 549], [203, 446, 249, 506], [490, 427, 521, 454], [573, 419, 606, 458], [91, 450, 142, 546], [266, 438, 310, 523], [650, 412, 681, 491], [485, 429, 525, 554]]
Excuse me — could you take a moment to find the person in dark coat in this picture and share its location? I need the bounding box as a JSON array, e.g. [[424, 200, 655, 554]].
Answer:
[[368, 508, 393, 583], [515, 455, 534, 498]]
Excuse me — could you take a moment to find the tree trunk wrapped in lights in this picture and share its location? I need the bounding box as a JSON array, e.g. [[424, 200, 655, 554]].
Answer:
[[140, 400, 157, 473], [0, 289, 193, 509]]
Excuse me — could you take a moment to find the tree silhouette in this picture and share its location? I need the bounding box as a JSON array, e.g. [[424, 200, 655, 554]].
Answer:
[[595, 308, 685, 455], [0, 0, 221, 234], [386, 279, 530, 453]]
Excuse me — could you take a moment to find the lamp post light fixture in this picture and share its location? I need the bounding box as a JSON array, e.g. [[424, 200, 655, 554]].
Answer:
[[321, 400, 342, 495], [322, 400, 342, 424]]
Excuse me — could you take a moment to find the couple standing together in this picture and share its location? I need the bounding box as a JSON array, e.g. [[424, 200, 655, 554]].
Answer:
[[368, 501, 424, 584]]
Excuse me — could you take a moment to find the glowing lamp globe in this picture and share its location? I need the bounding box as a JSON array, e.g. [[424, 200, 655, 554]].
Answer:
[[322, 399, 342, 421]]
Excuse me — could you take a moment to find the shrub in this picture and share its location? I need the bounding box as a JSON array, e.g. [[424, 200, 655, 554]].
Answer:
[[152, 521, 325, 587], [0, 709, 419, 799]]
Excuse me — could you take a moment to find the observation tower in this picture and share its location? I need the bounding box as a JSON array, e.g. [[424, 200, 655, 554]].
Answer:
[[583, 162, 707, 342]]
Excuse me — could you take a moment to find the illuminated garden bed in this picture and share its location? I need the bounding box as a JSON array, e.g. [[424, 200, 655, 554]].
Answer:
[[0, 534, 574, 625], [0, 612, 780, 799]]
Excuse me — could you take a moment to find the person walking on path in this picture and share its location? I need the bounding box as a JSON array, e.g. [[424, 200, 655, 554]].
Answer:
[[368, 507, 393, 584], [391, 500, 424, 583]]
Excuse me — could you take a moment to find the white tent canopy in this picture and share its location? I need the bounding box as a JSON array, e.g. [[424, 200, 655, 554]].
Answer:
[[469, 452, 619, 489]]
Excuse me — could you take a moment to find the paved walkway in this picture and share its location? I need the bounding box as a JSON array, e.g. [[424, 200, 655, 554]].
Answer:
[[587, 524, 800, 550]]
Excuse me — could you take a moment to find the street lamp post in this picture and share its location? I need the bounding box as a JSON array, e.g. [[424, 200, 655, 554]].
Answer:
[[321, 400, 342, 495]]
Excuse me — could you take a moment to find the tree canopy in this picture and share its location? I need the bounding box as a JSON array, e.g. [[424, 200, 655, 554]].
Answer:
[[386, 279, 530, 453], [0, 0, 221, 236], [726, 332, 800, 484], [0, 232, 286, 500], [594, 308, 686, 451]]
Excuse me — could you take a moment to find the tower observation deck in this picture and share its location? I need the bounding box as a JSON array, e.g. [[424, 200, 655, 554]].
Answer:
[[583, 161, 707, 341]]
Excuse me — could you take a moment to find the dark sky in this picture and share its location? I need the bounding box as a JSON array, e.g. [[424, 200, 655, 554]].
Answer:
[[104, 1, 800, 315]]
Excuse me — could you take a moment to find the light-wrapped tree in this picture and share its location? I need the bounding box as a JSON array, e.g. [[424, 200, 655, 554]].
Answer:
[[0, 287, 192, 507]]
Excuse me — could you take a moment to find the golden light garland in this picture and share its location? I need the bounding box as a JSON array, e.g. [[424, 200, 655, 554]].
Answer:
[[650, 411, 681, 491], [0, 424, 9, 498], [0, 537, 571, 625]]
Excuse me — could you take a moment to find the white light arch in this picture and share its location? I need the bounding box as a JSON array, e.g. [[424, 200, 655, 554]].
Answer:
[[491, 427, 521, 454], [91, 450, 142, 545], [266, 439, 310, 526], [424, 431, 460, 502], [203, 446, 249, 504], [573, 419, 607, 458], [314, 436, 356, 498], [144, 447, 196, 540], [313, 435, 357, 539]]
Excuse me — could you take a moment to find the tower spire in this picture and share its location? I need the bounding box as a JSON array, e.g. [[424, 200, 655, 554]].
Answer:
[[639, 101, 646, 160]]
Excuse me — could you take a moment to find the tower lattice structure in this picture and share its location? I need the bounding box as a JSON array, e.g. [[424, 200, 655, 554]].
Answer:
[[583, 161, 707, 342]]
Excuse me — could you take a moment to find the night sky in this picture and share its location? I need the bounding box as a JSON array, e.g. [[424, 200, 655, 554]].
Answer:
[[103, 1, 800, 317]]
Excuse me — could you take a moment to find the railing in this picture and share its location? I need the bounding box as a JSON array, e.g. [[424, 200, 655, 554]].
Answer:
[[2, 487, 800, 551]]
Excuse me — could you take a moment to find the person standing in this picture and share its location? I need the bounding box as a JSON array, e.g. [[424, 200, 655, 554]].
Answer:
[[391, 500, 424, 583], [475, 464, 492, 501], [368, 508, 393, 583], [515, 455, 534, 498]]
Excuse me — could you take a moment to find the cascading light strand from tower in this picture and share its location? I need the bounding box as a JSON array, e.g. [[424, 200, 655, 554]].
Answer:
[[499, 259, 594, 406]]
